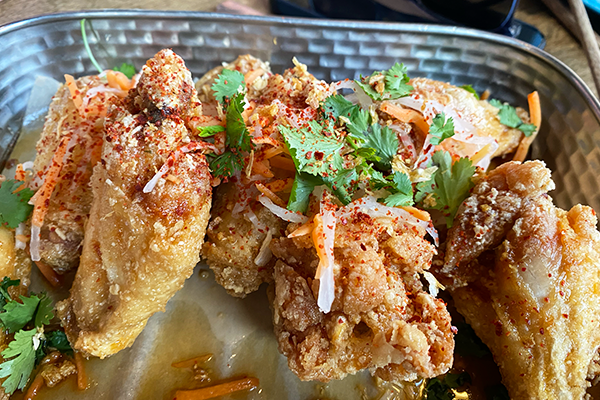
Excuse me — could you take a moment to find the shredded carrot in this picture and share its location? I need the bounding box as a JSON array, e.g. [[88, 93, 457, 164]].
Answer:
[[106, 70, 133, 91], [172, 354, 213, 369], [244, 68, 265, 85], [268, 155, 296, 171], [513, 91, 541, 163], [288, 218, 315, 238], [24, 372, 45, 400], [32, 133, 71, 227], [173, 377, 259, 400], [15, 234, 29, 243], [64, 74, 83, 112], [480, 89, 491, 101], [15, 164, 26, 181], [401, 206, 430, 222], [380, 101, 430, 138], [251, 160, 274, 178], [470, 143, 494, 165], [312, 214, 328, 279], [264, 178, 294, 193], [34, 261, 61, 287], [255, 182, 286, 207], [74, 351, 87, 390]]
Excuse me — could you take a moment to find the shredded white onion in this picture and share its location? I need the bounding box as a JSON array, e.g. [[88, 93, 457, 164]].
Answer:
[[30, 225, 41, 261], [333, 80, 374, 109], [423, 271, 445, 297], [316, 194, 337, 314], [82, 85, 126, 109], [15, 223, 27, 250], [244, 209, 266, 232], [426, 223, 439, 247], [21, 161, 34, 170], [254, 230, 273, 267], [258, 195, 309, 224]]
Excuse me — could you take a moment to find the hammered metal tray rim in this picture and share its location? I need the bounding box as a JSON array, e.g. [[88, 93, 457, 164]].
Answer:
[[2, 9, 599, 124]]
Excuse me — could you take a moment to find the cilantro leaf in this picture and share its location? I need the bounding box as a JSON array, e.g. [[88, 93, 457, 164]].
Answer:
[[323, 169, 357, 206], [0, 328, 36, 395], [488, 99, 503, 108], [518, 123, 536, 137], [113, 63, 136, 79], [0, 295, 40, 333], [211, 69, 245, 103], [362, 124, 399, 170], [287, 172, 323, 213], [0, 180, 34, 229], [209, 151, 244, 179], [496, 104, 522, 128], [34, 293, 54, 328], [384, 62, 413, 99], [432, 152, 475, 227], [197, 125, 225, 137], [322, 94, 355, 119], [323, 94, 371, 141], [226, 94, 253, 152], [355, 80, 383, 101], [417, 151, 476, 227], [429, 113, 455, 146], [0, 277, 19, 306], [460, 84, 480, 100], [455, 322, 491, 358], [280, 120, 345, 177], [382, 172, 414, 207], [46, 331, 73, 354]]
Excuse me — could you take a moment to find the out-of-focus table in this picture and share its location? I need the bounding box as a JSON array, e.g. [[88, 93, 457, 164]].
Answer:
[[0, 0, 594, 94]]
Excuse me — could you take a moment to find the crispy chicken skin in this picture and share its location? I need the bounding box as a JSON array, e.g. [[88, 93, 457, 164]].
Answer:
[[30, 77, 106, 273], [441, 161, 600, 399], [202, 57, 329, 297], [269, 212, 454, 383], [57, 50, 212, 358], [409, 78, 525, 158]]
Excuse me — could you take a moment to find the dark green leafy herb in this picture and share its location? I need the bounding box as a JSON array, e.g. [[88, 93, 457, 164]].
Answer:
[[362, 124, 399, 170], [0, 180, 34, 229], [211, 69, 245, 103], [416, 151, 476, 227], [425, 372, 471, 400], [460, 84, 480, 100], [209, 151, 244, 179], [0, 328, 37, 395], [287, 172, 323, 213], [355, 62, 413, 101], [489, 99, 537, 137], [0, 278, 19, 307], [197, 125, 225, 137], [45, 331, 73, 354], [279, 120, 345, 177], [113, 63, 136, 79], [0, 296, 40, 334], [429, 113, 455, 146]]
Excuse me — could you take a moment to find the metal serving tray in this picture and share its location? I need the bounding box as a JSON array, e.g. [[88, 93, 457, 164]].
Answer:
[[1, 10, 600, 400]]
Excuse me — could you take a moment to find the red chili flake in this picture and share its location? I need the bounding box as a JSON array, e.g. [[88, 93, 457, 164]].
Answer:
[[314, 151, 324, 161], [563, 314, 569, 318], [305, 151, 312, 159], [539, 328, 544, 335]]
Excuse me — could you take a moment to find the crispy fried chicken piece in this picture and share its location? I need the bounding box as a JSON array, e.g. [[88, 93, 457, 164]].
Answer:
[[30, 76, 108, 273], [442, 160, 600, 399], [202, 182, 286, 297], [410, 78, 526, 158], [270, 211, 454, 383], [202, 59, 329, 298], [56, 49, 212, 358]]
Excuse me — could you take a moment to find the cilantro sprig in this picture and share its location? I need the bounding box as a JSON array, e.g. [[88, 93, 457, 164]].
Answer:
[[0, 180, 34, 229], [356, 62, 413, 101], [429, 113, 455, 146], [460, 84, 480, 100], [207, 71, 253, 179], [113, 62, 136, 79], [416, 151, 476, 227], [0, 279, 73, 395], [81, 19, 137, 78], [489, 99, 536, 136]]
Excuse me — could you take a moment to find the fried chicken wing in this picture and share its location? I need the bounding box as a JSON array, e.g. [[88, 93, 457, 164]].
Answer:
[[442, 161, 600, 399], [29, 76, 114, 273], [57, 49, 212, 358], [202, 58, 330, 297], [270, 206, 454, 383]]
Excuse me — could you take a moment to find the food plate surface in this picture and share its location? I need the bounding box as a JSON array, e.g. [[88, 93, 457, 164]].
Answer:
[[1, 10, 600, 399]]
